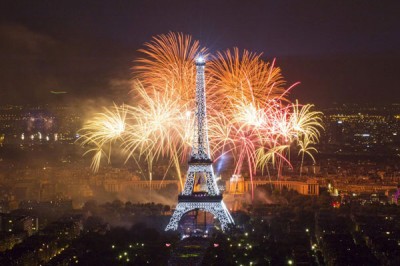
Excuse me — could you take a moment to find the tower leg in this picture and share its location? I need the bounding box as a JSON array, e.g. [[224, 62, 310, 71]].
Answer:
[[166, 201, 234, 232]]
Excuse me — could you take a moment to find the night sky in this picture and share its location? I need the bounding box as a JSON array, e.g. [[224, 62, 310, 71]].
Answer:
[[0, 0, 399, 106]]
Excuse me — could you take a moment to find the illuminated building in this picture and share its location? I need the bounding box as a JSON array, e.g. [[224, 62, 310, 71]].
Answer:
[[0, 214, 38, 236], [165, 57, 234, 232], [226, 176, 319, 196]]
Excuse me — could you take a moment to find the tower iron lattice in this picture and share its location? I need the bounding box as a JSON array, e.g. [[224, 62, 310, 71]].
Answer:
[[165, 56, 234, 232]]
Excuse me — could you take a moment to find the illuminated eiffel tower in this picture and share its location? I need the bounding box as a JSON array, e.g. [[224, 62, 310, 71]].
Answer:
[[165, 56, 234, 232]]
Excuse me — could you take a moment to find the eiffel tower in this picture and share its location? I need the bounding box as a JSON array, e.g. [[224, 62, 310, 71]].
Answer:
[[165, 56, 234, 232]]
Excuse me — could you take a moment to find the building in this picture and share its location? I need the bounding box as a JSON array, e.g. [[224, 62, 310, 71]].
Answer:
[[226, 176, 320, 196]]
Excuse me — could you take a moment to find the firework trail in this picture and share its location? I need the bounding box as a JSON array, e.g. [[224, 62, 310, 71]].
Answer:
[[123, 82, 192, 189], [79, 104, 128, 172]]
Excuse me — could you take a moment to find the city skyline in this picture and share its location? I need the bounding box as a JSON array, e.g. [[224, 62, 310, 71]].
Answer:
[[1, 2, 400, 265]]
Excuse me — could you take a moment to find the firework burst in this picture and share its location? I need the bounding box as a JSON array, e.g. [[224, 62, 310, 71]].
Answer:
[[79, 104, 128, 172], [123, 82, 192, 188], [133, 32, 207, 103], [79, 32, 324, 199], [207, 47, 287, 110]]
